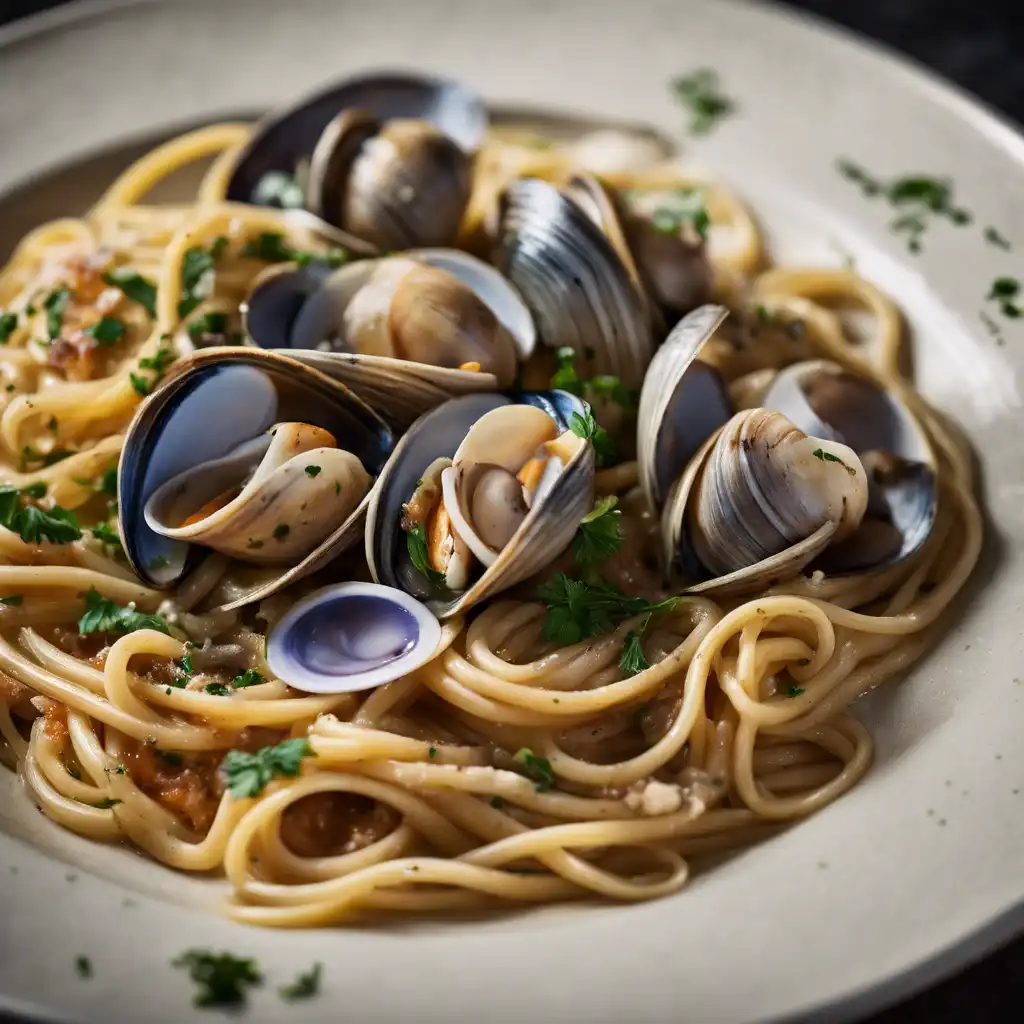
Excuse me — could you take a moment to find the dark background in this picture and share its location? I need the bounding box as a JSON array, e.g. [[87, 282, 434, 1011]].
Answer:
[[0, 0, 1022, 1020]]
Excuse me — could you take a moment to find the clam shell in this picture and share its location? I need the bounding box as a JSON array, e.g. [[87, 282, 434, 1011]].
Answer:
[[762, 360, 938, 572], [636, 304, 732, 513], [663, 409, 868, 598], [226, 71, 487, 206], [366, 391, 595, 618], [496, 175, 653, 386], [242, 249, 535, 429], [118, 348, 394, 610]]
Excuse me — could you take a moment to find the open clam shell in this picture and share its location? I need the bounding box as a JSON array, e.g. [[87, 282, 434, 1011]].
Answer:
[[242, 248, 535, 429], [495, 174, 654, 387], [761, 360, 938, 572], [226, 70, 487, 208], [267, 582, 442, 694], [119, 348, 394, 610], [366, 391, 595, 618], [663, 408, 869, 598], [636, 304, 733, 513]]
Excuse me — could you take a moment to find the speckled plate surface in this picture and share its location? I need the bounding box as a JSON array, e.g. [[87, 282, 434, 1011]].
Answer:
[[1, 1, 1023, 1021]]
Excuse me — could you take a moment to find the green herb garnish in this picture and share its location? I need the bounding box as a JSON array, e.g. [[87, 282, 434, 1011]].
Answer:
[[90, 521, 122, 551], [220, 738, 315, 799], [811, 447, 855, 474], [204, 683, 231, 696], [187, 312, 228, 341], [252, 171, 306, 210], [0, 312, 17, 344], [647, 187, 709, 240], [671, 69, 734, 135], [406, 521, 446, 587], [22, 481, 47, 499], [0, 487, 82, 544], [84, 317, 126, 346], [786, 684, 806, 698], [619, 618, 652, 677], [568, 404, 616, 467], [987, 276, 1023, 319], [304, 465, 321, 477], [279, 962, 322, 1002], [75, 956, 92, 979], [231, 669, 264, 689], [103, 269, 157, 318], [77, 587, 169, 636], [0, 595, 23, 606], [94, 798, 122, 809], [536, 574, 678, 646], [984, 226, 1011, 250], [572, 495, 624, 568], [129, 372, 151, 397], [241, 232, 349, 268], [514, 748, 555, 792], [138, 346, 175, 375], [172, 950, 263, 1009], [43, 288, 72, 340], [177, 239, 227, 319]]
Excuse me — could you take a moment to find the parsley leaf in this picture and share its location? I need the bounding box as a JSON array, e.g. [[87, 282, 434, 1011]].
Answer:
[[172, 950, 262, 1009], [90, 521, 121, 550], [786, 684, 806, 698], [536, 574, 677, 646], [75, 956, 92, 979], [550, 346, 583, 395], [22, 481, 47, 499], [568, 404, 616, 467], [304, 465, 321, 477], [242, 231, 349, 268], [94, 798, 122, 809], [84, 317, 126, 346], [984, 226, 1011, 250], [647, 187, 709, 240], [43, 288, 72, 340], [572, 496, 624, 568], [129, 372, 151, 397], [252, 171, 306, 210], [77, 587, 169, 636], [279, 962, 322, 1002], [671, 69, 735, 136], [619, 619, 651, 676], [103, 268, 157, 318], [0, 312, 18, 344], [514, 748, 555, 792], [204, 683, 231, 696], [187, 312, 228, 341], [231, 669, 264, 689], [0, 489, 82, 544], [138, 346, 175, 374], [406, 521, 446, 587], [221, 738, 315, 799], [178, 239, 227, 319]]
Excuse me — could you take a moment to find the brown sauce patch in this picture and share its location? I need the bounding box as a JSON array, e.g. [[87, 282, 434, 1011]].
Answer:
[[280, 792, 400, 858]]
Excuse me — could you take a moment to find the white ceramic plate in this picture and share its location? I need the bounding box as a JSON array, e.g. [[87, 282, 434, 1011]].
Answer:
[[1, 1, 1022, 1021]]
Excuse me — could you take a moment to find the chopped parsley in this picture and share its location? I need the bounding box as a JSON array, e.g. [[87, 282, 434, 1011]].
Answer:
[[984, 226, 1011, 250], [536, 574, 678, 646], [252, 171, 306, 210], [129, 372, 151, 397], [428, 746, 438, 759], [204, 683, 231, 696], [647, 187, 709, 240], [572, 495, 624, 568], [406, 521, 445, 587], [43, 288, 72, 340], [272, 523, 290, 541], [0, 312, 18, 344], [304, 465, 322, 477], [172, 950, 263, 1009], [22, 481, 47, 499], [0, 595, 23, 606], [187, 311, 228, 341], [619, 618, 652, 677], [231, 669, 264, 689], [671, 69, 735, 135], [987, 277, 1022, 319], [90, 521, 121, 549], [786, 684, 806, 698], [836, 161, 971, 253], [84, 317, 126, 346], [550, 348, 636, 411], [0, 487, 81, 544], [568, 403, 616, 467], [178, 238, 228, 319], [103, 268, 157, 318], [75, 956, 92, 979], [138, 346, 175, 375], [514, 748, 555, 792], [812, 448, 855, 474], [241, 231, 349, 268], [220, 738, 315, 799], [77, 587, 169, 636], [93, 798, 122, 809], [279, 962, 323, 1002]]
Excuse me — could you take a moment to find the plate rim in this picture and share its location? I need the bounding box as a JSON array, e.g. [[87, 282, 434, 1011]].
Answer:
[[0, 1, 1021, 1022]]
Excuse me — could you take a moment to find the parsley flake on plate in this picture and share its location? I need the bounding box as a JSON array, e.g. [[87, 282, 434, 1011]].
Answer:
[[279, 961, 323, 1002], [172, 950, 262, 1009]]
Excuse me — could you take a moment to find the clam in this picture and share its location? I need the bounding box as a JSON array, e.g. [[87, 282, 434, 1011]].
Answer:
[[366, 391, 595, 618], [622, 187, 714, 315], [637, 309, 937, 595], [760, 360, 938, 573], [119, 348, 394, 611], [495, 174, 655, 387], [242, 248, 535, 429], [267, 582, 442, 694], [226, 72, 487, 249]]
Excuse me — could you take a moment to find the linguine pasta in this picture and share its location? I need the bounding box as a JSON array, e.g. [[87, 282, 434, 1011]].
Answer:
[[0, 117, 981, 929]]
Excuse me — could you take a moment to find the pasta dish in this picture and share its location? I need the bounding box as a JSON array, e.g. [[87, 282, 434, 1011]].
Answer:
[[0, 72, 980, 928]]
